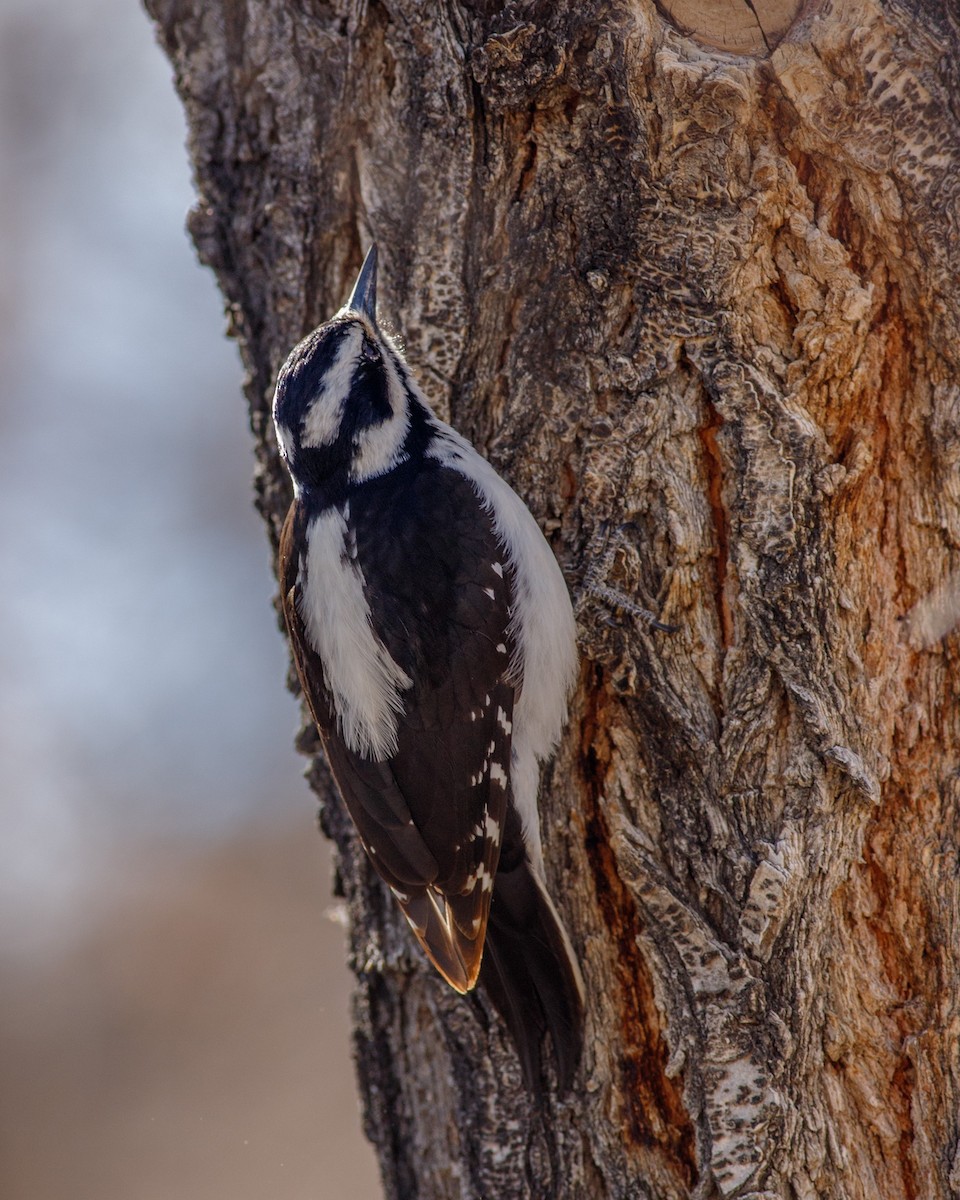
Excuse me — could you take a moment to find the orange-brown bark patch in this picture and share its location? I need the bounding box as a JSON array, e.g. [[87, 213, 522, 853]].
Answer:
[[580, 671, 697, 1186], [698, 396, 733, 657]]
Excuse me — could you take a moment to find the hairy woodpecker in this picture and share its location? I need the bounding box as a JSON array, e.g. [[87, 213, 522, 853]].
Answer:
[[274, 245, 584, 1091]]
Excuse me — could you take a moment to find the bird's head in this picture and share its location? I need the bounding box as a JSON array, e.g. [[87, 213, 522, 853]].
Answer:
[[273, 245, 417, 501]]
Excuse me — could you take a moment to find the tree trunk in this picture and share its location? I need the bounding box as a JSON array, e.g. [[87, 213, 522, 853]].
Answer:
[[144, 1, 960, 1196]]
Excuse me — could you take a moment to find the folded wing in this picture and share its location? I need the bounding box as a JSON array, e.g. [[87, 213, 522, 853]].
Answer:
[[280, 465, 517, 991]]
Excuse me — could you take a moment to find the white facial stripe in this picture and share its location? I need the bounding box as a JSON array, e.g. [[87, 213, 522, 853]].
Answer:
[[350, 346, 411, 482], [352, 416, 409, 479], [299, 507, 412, 759], [302, 326, 364, 448]]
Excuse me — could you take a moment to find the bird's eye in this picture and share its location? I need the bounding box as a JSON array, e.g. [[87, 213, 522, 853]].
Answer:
[[361, 339, 381, 362]]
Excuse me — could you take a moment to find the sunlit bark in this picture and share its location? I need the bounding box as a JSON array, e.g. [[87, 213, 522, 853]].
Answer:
[[146, 1, 960, 1195]]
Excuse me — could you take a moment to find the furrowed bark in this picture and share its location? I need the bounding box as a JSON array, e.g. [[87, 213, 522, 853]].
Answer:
[[145, 1, 960, 1196]]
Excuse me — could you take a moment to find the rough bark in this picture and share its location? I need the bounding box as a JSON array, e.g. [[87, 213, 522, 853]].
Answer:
[[144, 1, 960, 1196]]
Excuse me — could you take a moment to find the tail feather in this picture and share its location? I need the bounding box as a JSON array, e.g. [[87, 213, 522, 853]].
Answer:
[[478, 859, 584, 1094], [399, 887, 486, 994]]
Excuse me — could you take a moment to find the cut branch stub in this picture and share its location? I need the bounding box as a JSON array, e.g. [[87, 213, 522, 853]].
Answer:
[[655, 0, 805, 53]]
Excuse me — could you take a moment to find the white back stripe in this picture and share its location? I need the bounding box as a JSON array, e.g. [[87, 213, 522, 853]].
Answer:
[[422, 410, 578, 864], [424, 425, 577, 746], [299, 507, 412, 760]]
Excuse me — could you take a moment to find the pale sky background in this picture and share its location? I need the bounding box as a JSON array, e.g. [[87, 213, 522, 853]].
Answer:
[[0, 1, 378, 1195], [0, 0, 293, 930]]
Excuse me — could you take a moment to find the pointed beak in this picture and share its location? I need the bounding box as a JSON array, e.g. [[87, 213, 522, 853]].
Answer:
[[345, 243, 378, 324]]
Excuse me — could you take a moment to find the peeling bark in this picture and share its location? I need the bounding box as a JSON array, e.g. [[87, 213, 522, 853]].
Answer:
[[144, 0, 960, 1196]]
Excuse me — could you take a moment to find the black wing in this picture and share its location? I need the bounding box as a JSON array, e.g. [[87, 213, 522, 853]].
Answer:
[[280, 464, 517, 991]]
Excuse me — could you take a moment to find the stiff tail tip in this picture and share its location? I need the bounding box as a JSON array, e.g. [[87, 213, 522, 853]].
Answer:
[[478, 862, 584, 1096]]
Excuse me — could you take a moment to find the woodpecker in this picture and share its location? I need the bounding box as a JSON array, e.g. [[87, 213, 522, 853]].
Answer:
[[274, 245, 584, 1091]]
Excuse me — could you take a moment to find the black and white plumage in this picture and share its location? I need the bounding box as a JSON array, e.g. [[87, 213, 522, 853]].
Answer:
[[274, 245, 584, 1091]]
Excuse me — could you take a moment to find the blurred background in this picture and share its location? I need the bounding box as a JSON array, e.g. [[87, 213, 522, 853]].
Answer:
[[0, 1, 379, 1195]]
